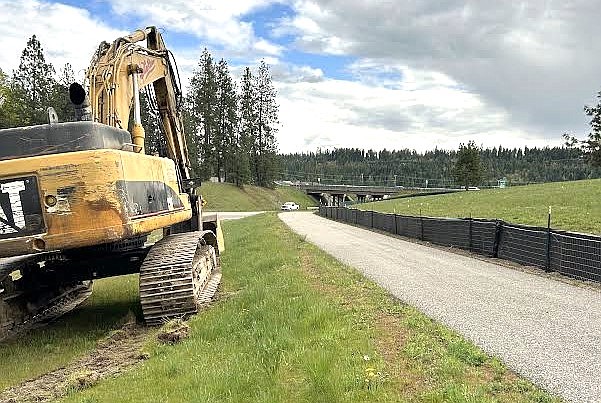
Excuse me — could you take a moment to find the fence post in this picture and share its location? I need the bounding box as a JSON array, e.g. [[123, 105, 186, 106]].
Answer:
[[420, 215, 424, 241], [468, 215, 473, 252], [546, 206, 552, 272], [394, 214, 398, 235], [493, 220, 503, 258], [370, 210, 374, 228]]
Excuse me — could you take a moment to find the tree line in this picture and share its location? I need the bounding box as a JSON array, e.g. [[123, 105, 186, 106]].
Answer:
[[279, 144, 600, 188], [181, 50, 279, 187], [0, 36, 279, 188], [281, 88, 601, 188]]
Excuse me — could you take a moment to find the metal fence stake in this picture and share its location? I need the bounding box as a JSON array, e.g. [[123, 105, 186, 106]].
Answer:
[[493, 220, 502, 258], [546, 206, 552, 272], [469, 215, 473, 252]]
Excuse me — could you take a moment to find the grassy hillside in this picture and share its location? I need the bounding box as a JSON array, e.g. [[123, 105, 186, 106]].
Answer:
[[361, 179, 601, 234], [199, 182, 318, 211], [60, 214, 554, 403]]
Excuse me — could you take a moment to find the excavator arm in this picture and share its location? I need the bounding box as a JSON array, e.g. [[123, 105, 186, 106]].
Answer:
[[86, 26, 192, 185]]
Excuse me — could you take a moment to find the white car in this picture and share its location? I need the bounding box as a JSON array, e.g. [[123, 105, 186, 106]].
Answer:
[[281, 202, 300, 211]]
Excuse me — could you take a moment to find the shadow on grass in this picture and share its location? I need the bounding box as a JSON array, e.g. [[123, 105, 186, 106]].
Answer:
[[0, 274, 141, 390]]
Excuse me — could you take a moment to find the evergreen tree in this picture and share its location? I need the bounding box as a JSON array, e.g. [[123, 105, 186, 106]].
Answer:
[[183, 106, 202, 177], [235, 67, 255, 187], [582, 91, 601, 167], [214, 59, 237, 182], [139, 89, 165, 156], [51, 63, 75, 122], [453, 141, 482, 189], [252, 60, 279, 187], [187, 49, 218, 180], [0, 68, 18, 128], [11, 35, 57, 126]]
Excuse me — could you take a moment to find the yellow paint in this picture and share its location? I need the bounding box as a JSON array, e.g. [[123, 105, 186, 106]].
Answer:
[[0, 149, 191, 258]]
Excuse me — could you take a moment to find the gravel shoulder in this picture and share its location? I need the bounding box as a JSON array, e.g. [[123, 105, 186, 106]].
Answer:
[[279, 212, 601, 403]]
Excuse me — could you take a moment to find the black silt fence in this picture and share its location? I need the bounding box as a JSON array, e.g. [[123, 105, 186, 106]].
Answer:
[[317, 207, 601, 284], [470, 220, 497, 257], [422, 217, 470, 250], [373, 213, 396, 233], [497, 224, 549, 269], [396, 216, 422, 239], [550, 232, 601, 282]]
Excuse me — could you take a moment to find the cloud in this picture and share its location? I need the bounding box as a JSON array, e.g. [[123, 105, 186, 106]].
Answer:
[[279, 0, 601, 137], [274, 66, 553, 154], [0, 0, 124, 80], [109, 0, 284, 58]]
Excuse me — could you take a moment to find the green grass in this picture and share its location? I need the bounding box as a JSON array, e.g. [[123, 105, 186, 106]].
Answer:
[[0, 275, 140, 390], [60, 214, 556, 403], [199, 182, 318, 211], [361, 179, 601, 234]]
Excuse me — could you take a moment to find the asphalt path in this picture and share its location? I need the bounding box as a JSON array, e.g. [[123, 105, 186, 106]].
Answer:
[[279, 212, 601, 403], [210, 211, 265, 220]]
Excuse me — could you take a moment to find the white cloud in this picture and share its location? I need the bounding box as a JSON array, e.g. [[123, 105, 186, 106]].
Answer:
[[109, 0, 284, 57], [275, 65, 557, 154], [0, 0, 124, 81], [278, 0, 601, 140]]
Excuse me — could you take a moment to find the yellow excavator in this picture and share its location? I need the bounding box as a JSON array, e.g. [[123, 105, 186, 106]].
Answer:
[[0, 27, 224, 340]]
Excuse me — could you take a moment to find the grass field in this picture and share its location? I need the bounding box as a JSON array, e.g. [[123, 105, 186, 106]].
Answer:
[[0, 275, 140, 390], [362, 179, 601, 234], [52, 214, 556, 402], [199, 182, 318, 211]]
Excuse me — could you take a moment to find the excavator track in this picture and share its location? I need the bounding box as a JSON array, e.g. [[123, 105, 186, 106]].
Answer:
[[139, 232, 221, 326], [0, 255, 93, 342]]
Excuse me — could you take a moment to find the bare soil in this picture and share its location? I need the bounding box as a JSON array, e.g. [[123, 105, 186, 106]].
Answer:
[[0, 323, 152, 403]]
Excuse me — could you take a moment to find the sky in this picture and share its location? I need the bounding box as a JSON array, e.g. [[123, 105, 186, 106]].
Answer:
[[1, 0, 600, 154]]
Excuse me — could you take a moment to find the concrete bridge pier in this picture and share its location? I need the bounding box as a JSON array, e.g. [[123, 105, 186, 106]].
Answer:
[[331, 193, 346, 206]]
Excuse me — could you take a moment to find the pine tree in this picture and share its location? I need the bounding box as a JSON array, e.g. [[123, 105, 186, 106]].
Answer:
[[51, 63, 75, 122], [0, 68, 18, 128], [582, 91, 601, 167], [139, 89, 165, 156], [12, 35, 57, 126], [453, 141, 483, 189], [214, 59, 237, 182], [252, 60, 279, 187], [186, 49, 218, 180], [236, 67, 255, 187]]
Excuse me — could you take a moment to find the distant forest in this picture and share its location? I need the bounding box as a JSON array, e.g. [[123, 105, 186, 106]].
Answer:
[[279, 146, 601, 188]]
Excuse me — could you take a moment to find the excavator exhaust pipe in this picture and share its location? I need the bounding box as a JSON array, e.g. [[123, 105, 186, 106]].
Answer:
[[69, 83, 92, 122]]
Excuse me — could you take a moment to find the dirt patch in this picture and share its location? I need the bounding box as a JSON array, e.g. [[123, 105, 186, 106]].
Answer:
[[0, 323, 152, 403], [157, 319, 190, 344]]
